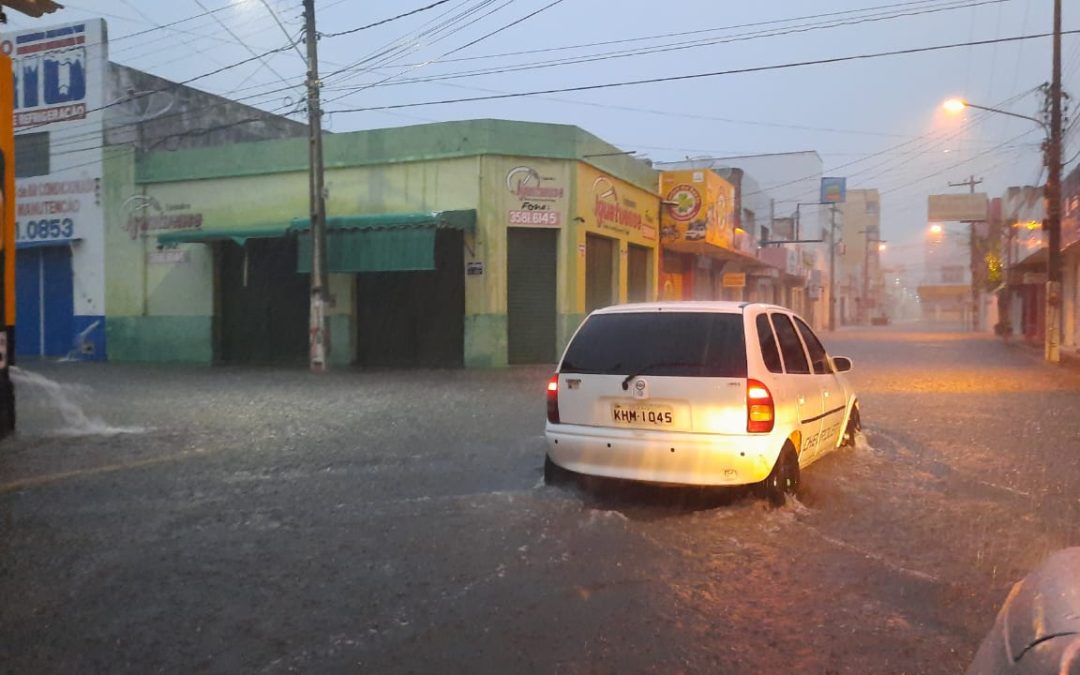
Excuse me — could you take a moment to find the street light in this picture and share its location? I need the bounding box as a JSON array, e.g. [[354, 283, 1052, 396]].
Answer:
[[929, 223, 943, 235], [942, 98, 966, 114], [878, 242, 887, 252], [941, 97, 1048, 129]]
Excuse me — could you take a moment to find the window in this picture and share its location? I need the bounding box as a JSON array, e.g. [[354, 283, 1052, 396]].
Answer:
[[561, 312, 747, 378], [756, 314, 783, 374], [770, 313, 810, 374], [14, 132, 50, 178], [794, 316, 831, 374]]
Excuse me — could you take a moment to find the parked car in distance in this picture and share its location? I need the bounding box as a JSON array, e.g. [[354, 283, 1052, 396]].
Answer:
[[544, 302, 860, 504]]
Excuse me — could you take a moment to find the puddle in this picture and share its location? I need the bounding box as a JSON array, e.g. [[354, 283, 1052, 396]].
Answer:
[[11, 367, 145, 436]]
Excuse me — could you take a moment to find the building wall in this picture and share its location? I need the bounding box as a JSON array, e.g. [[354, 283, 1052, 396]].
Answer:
[[5, 19, 109, 358], [571, 161, 660, 344], [104, 64, 307, 151], [108, 154, 482, 364], [105, 120, 661, 367]]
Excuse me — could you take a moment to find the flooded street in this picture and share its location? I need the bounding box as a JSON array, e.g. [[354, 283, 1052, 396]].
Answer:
[[2, 324, 1080, 673]]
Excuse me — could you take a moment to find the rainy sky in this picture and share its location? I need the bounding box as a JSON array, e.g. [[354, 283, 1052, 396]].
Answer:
[[5, 0, 1077, 273]]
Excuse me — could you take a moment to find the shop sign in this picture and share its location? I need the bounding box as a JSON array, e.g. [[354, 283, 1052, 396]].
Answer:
[[505, 165, 565, 228], [820, 177, 847, 204], [578, 164, 658, 241], [592, 176, 657, 240], [1022, 272, 1047, 285], [928, 193, 989, 222], [120, 194, 203, 240], [14, 177, 96, 245], [659, 170, 734, 250], [7, 22, 91, 128], [722, 272, 746, 288]]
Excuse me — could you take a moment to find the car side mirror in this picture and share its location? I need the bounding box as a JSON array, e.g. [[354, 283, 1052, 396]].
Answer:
[[832, 356, 853, 373]]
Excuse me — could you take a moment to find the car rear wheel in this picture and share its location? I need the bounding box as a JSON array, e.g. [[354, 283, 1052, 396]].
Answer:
[[544, 454, 575, 487], [841, 404, 861, 448], [761, 443, 800, 506]]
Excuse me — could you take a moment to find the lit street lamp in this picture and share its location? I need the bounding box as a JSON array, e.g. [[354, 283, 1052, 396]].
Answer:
[[942, 98, 1048, 129]]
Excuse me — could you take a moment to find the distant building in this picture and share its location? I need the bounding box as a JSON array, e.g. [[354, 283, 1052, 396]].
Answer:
[[3, 18, 306, 360], [655, 151, 826, 329], [999, 186, 1046, 342], [836, 189, 883, 325]]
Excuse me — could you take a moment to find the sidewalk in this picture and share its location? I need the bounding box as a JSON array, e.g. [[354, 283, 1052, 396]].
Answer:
[[1001, 337, 1080, 371]]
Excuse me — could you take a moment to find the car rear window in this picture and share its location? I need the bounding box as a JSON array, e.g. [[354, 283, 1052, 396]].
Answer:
[[560, 312, 747, 378]]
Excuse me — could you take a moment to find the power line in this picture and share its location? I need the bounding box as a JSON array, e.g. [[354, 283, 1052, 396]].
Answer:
[[738, 87, 1038, 204], [392, 0, 999, 67], [321, 0, 571, 106], [321, 0, 456, 38], [17, 40, 299, 134], [880, 129, 1038, 195], [190, 0, 296, 91], [324, 0, 1012, 93], [320, 0, 513, 88], [257, 0, 307, 63], [325, 29, 1080, 115]]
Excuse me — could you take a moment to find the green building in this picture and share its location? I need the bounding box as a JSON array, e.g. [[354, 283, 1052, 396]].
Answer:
[[104, 119, 661, 367]]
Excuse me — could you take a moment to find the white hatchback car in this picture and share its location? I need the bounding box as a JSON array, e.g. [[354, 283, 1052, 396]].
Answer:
[[544, 302, 860, 503]]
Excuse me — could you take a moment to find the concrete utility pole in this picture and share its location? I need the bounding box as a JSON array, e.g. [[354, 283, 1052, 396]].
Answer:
[[1045, 0, 1063, 363], [860, 227, 885, 325], [304, 0, 329, 372], [949, 175, 983, 332], [828, 205, 839, 331]]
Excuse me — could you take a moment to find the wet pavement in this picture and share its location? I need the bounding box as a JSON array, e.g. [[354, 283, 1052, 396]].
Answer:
[[2, 324, 1079, 674]]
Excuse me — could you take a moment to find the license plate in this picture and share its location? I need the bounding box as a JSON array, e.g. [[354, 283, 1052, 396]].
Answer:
[[612, 404, 674, 426]]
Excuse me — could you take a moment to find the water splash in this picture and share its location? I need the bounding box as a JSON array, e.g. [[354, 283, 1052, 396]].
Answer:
[[11, 366, 145, 436]]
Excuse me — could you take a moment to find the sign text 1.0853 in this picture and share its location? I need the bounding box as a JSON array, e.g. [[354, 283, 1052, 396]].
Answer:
[[16, 218, 75, 242]]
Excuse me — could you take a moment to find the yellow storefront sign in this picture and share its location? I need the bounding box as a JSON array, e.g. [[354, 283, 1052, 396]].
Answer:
[[722, 272, 746, 288], [576, 163, 658, 244], [659, 170, 735, 252]]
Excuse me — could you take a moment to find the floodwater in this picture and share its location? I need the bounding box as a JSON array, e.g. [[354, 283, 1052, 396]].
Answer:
[[1, 325, 1079, 673]]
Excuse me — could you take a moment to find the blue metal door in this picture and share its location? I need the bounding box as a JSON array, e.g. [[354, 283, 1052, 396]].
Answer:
[[15, 245, 74, 357]]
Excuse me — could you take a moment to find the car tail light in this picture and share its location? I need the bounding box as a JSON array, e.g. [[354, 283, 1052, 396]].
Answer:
[[746, 379, 774, 433], [546, 374, 560, 424]]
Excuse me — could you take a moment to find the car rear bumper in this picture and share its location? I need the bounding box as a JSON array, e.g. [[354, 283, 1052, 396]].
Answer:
[[545, 423, 783, 486]]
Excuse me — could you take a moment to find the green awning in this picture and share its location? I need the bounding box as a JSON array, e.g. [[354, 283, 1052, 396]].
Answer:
[[297, 228, 435, 273], [157, 210, 476, 273], [289, 209, 476, 233], [295, 209, 475, 273], [157, 224, 289, 247]]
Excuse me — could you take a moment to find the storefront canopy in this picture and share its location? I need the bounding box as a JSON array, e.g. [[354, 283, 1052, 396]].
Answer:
[[289, 210, 476, 233], [157, 210, 476, 273], [157, 225, 290, 247], [293, 210, 475, 274]]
